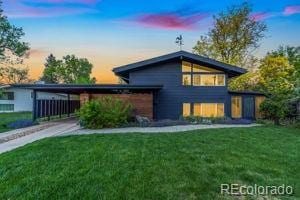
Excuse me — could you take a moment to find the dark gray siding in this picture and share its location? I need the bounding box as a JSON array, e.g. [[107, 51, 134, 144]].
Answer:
[[129, 61, 231, 120]]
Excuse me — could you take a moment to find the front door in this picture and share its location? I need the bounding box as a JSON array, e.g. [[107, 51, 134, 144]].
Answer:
[[243, 97, 255, 119]]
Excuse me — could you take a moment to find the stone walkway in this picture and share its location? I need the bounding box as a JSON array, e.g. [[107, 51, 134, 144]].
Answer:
[[61, 124, 260, 136], [0, 119, 79, 154]]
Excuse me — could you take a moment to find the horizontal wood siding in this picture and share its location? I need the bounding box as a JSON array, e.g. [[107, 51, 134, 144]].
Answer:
[[129, 61, 229, 119], [80, 93, 153, 119]]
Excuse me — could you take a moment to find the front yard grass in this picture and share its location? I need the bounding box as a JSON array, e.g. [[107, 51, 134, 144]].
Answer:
[[0, 126, 299, 199], [0, 112, 32, 133]]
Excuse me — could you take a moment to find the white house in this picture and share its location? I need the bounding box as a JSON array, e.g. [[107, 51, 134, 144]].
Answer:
[[0, 85, 73, 112]]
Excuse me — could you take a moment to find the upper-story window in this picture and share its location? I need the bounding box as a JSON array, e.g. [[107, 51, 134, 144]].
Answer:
[[182, 61, 225, 86], [0, 92, 14, 100]]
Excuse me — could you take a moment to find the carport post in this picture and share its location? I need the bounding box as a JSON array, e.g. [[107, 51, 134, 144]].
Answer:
[[32, 90, 37, 122], [67, 93, 70, 117]]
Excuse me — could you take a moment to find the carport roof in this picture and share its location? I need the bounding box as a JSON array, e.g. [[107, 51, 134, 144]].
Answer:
[[9, 84, 163, 94]]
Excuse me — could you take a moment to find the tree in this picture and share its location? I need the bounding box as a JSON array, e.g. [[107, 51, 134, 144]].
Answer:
[[60, 55, 95, 84], [0, 1, 29, 64], [40, 54, 62, 83], [259, 55, 294, 93], [0, 0, 30, 84], [0, 66, 31, 84], [269, 46, 300, 98], [193, 2, 266, 69], [41, 54, 96, 84], [258, 55, 295, 125]]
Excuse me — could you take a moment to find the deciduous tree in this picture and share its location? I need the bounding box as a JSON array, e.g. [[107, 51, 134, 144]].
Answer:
[[0, 66, 31, 84], [41, 54, 96, 84], [0, 1, 29, 64], [193, 2, 266, 69], [40, 54, 62, 83]]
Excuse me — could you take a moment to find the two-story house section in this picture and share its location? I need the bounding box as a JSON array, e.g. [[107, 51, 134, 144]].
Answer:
[[113, 51, 265, 120]]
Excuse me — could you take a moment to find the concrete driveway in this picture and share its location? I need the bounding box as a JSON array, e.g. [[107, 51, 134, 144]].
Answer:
[[0, 119, 79, 154]]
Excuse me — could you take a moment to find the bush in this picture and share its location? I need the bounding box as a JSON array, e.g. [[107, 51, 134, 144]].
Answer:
[[260, 97, 289, 125], [7, 119, 37, 129], [77, 97, 133, 129], [181, 116, 226, 124]]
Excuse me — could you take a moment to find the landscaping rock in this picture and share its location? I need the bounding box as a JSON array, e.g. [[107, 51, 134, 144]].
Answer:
[[136, 115, 151, 124]]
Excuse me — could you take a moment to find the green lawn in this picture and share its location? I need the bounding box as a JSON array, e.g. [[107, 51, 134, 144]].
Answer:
[[0, 112, 32, 133], [0, 126, 299, 199]]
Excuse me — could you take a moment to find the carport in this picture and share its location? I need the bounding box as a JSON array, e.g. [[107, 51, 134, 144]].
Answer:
[[11, 84, 163, 121]]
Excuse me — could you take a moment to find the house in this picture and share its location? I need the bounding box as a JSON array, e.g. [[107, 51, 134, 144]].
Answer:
[[112, 51, 265, 120], [0, 84, 73, 112], [6, 51, 265, 120]]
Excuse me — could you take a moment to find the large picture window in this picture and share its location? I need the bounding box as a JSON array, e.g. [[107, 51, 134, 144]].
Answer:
[[0, 104, 14, 112], [0, 92, 14, 100], [193, 103, 224, 117], [231, 96, 242, 118], [182, 61, 225, 86]]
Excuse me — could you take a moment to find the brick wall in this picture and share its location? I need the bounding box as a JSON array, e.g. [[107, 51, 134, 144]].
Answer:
[[80, 93, 153, 119]]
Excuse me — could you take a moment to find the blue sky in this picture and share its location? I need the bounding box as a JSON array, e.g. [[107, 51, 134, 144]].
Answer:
[[3, 0, 300, 82]]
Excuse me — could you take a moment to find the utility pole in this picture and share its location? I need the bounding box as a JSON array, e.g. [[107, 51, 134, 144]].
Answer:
[[176, 35, 183, 50]]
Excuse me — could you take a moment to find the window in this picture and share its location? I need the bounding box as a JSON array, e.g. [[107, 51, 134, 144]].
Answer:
[[194, 103, 201, 116], [200, 74, 225, 86], [231, 96, 242, 118], [0, 104, 14, 112], [0, 92, 14, 100], [182, 61, 192, 72], [182, 103, 191, 117], [255, 96, 265, 118], [193, 74, 201, 86], [182, 74, 191, 85], [217, 75, 225, 86], [193, 64, 221, 72], [193, 103, 224, 117], [182, 61, 225, 86]]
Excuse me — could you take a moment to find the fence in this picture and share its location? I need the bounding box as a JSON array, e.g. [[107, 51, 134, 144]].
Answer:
[[34, 99, 80, 119]]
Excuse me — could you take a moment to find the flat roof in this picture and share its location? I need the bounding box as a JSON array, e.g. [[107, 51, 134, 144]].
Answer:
[[9, 84, 163, 94], [229, 90, 265, 95]]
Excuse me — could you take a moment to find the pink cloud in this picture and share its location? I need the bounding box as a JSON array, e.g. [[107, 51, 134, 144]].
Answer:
[[134, 13, 207, 30], [250, 12, 272, 21], [283, 5, 300, 15]]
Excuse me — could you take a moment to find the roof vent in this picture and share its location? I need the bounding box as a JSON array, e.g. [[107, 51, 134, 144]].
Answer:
[[34, 81, 45, 84]]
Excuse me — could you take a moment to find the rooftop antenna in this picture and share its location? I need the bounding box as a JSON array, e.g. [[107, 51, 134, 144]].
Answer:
[[175, 35, 184, 51]]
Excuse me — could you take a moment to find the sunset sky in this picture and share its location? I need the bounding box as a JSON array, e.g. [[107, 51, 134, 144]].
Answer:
[[3, 0, 300, 83]]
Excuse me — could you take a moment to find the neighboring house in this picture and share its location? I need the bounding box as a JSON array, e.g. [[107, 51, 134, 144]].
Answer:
[[8, 51, 265, 120], [0, 85, 71, 112]]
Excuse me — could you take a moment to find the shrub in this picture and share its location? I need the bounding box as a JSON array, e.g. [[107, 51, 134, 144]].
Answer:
[[181, 116, 226, 124], [77, 97, 133, 129], [260, 97, 289, 125], [7, 119, 37, 129]]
